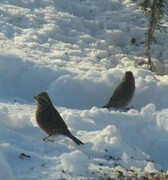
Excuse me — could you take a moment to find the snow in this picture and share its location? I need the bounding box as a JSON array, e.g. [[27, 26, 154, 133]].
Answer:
[[0, 0, 168, 179], [0, 151, 15, 180]]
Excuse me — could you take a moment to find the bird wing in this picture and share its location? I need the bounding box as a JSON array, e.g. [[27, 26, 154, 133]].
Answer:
[[111, 82, 127, 99], [49, 106, 71, 135], [37, 106, 70, 136], [108, 81, 133, 107]]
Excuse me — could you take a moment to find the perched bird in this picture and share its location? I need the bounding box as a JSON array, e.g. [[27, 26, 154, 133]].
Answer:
[[102, 71, 135, 109], [34, 92, 83, 145]]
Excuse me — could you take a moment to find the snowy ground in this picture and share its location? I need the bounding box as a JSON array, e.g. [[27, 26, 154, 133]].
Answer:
[[0, 0, 168, 179]]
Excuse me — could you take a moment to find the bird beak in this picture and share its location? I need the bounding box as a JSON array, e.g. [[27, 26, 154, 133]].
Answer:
[[33, 96, 37, 100]]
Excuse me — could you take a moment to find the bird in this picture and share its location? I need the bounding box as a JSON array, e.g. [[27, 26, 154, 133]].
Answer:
[[34, 92, 84, 145], [102, 71, 135, 109]]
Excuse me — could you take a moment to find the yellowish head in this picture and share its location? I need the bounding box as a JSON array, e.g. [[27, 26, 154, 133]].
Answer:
[[34, 92, 52, 106], [123, 71, 134, 82]]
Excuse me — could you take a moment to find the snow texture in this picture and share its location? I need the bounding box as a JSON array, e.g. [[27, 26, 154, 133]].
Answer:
[[0, 0, 168, 179]]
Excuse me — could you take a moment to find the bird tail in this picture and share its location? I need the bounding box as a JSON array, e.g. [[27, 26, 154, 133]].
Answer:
[[68, 134, 84, 145], [102, 104, 110, 109]]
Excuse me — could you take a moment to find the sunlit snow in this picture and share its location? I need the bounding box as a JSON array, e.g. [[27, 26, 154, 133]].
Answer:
[[0, 0, 168, 179]]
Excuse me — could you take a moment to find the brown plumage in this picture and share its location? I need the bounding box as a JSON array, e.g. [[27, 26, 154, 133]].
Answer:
[[34, 92, 83, 145], [102, 71, 135, 109]]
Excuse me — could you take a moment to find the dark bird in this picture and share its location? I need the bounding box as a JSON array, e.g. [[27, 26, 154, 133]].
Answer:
[[102, 71, 135, 109], [34, 92, 84, 145]]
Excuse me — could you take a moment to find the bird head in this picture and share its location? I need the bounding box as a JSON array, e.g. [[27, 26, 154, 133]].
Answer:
[[123, 71, 134, 82], [34, 92, 52, 107]]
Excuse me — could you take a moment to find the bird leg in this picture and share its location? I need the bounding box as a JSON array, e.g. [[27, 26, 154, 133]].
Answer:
[[43, 135, 54, 142], [122, 106, 135, 112]]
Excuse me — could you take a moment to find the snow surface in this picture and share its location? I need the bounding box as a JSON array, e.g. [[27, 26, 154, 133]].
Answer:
[[0, 0, 168, 179]]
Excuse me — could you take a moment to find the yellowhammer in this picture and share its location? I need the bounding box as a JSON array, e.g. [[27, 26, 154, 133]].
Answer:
[[34, 92, 84, 145], [103, 71, 135, 109]]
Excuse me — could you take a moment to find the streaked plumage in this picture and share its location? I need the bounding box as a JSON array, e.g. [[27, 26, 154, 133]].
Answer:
[[34, 92, 83, 145], [102, 71, 135, 109]]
